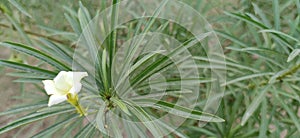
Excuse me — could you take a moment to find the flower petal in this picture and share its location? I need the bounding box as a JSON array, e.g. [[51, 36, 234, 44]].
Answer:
[[54, 71, 71, 92], [42, 80, 61, 95], [69, 83, 82, 94], [48, 95, 67, 106], [65, 72, 88, 86]]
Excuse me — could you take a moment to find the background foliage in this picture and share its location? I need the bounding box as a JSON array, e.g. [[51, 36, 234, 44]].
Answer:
[[0, 0, 300, 137]]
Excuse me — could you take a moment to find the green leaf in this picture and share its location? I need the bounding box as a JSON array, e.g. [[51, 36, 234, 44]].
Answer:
[[252, 3, 271, 27], [0, 60, 56, 77], [101, 49, 109, 91], [38, 38, 74, 65], [129, 32, 212, 90], [13, 78, 45, 83], [74, 121, 95, 138], [223, 72, 274, 86], [108, 114, 123, 138], [126, 103, 164, 137], [268, 69, 287, 84], [225, 12, 293, 51], [64, 13, 81, 35], [95, 105, 108, 135], [0, 102, 47, 116], [115, 1, 170, 88], [155, 119, 189, 138], [32, 114, 78, 138], [0, 107, 74, 134], [194, 56, 259, 73], [136, 78, 213, 91], [259, 29, 299, 42], [7, 72, 50, 79], [287, 49, 300, 62], [184, 126, 216, 137], [133, 99, 225, 122], [241, 85, 271, 126], [258, 99, 268, 138], [274, 88, 300, 133], [108, 0, 120, 68], [8, 0, 32, 18], [5, 14, 32, 45], [272, 0, 280, 30], [110, 97, 131, 116], [0, 42, 70, 70], [226, 46, 285, 69], [78, 1, 92, 29], [62, 118, 83, 138]]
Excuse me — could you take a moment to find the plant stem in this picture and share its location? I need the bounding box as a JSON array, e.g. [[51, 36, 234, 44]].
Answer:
[[277, 63, 300, 80], [107, 0, 119, 89]]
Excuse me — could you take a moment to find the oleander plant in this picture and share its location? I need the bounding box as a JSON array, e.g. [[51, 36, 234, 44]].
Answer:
[[0, 0, 300, 137]]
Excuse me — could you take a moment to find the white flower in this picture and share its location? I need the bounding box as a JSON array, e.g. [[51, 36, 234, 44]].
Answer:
[[42, 71, 88, 107]]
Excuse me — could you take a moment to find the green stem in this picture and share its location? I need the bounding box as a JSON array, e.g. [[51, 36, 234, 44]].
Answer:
[[248, 63, 300, 89], [75, 104, 86, 116], [67, 93, 87, 116], [277, 63, 300, 80]]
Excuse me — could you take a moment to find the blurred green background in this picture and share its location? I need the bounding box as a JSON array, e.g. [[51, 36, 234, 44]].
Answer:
[[1, 0, 300, 137]]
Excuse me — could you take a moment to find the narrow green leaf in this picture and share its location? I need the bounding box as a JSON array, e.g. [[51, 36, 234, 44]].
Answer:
[[184, 126, 216, 136], [101, 49, 109, 91], [13, 78, 45, 83], [194, 56, 259, 73], [275, 91, 300, 132], [134, 99, 225, 122], [259, 29, 299, 42], [287, 49, 300, 62], [126, 103, 164, 137], [108, 114, 123, 138], [64, 13, 81, 35], [226, 46, 285, 69], [129, 32, 212, 89], [0, 108, 74, 134], [32, 115, 78, 138], [223, 72, 274, 86], [252, 3, 271, 27], [215, 30, 248, 47], [0, 42, 70, 70], [110, 97, 131, 116], [7, 72, 50, 79], [122, 116, 147, 138], [39, 38, 74, 65], [0, 102, 47, 116], [136, 78, 213, 91], [8, 0, 32, 18], [78, 1, 91, 30], [155, 119, 189, 138], [108, 0, 120, 69], [0, 60, 56, 77], [62, 118, 83, 138], [241, 85, 270, 126], [258, 99, 268, 138], [5, 14, 32, 45], [272, 0, 280, 30], [95, 105, 108, 135], [74, 121, 95, 138], [225, 12, 293, 50], [268, 69, 287, 84]]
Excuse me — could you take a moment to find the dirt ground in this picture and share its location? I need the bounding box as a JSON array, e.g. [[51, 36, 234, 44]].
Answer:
[[0, 48, 22, 137], [0, 48, 50, 137]]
